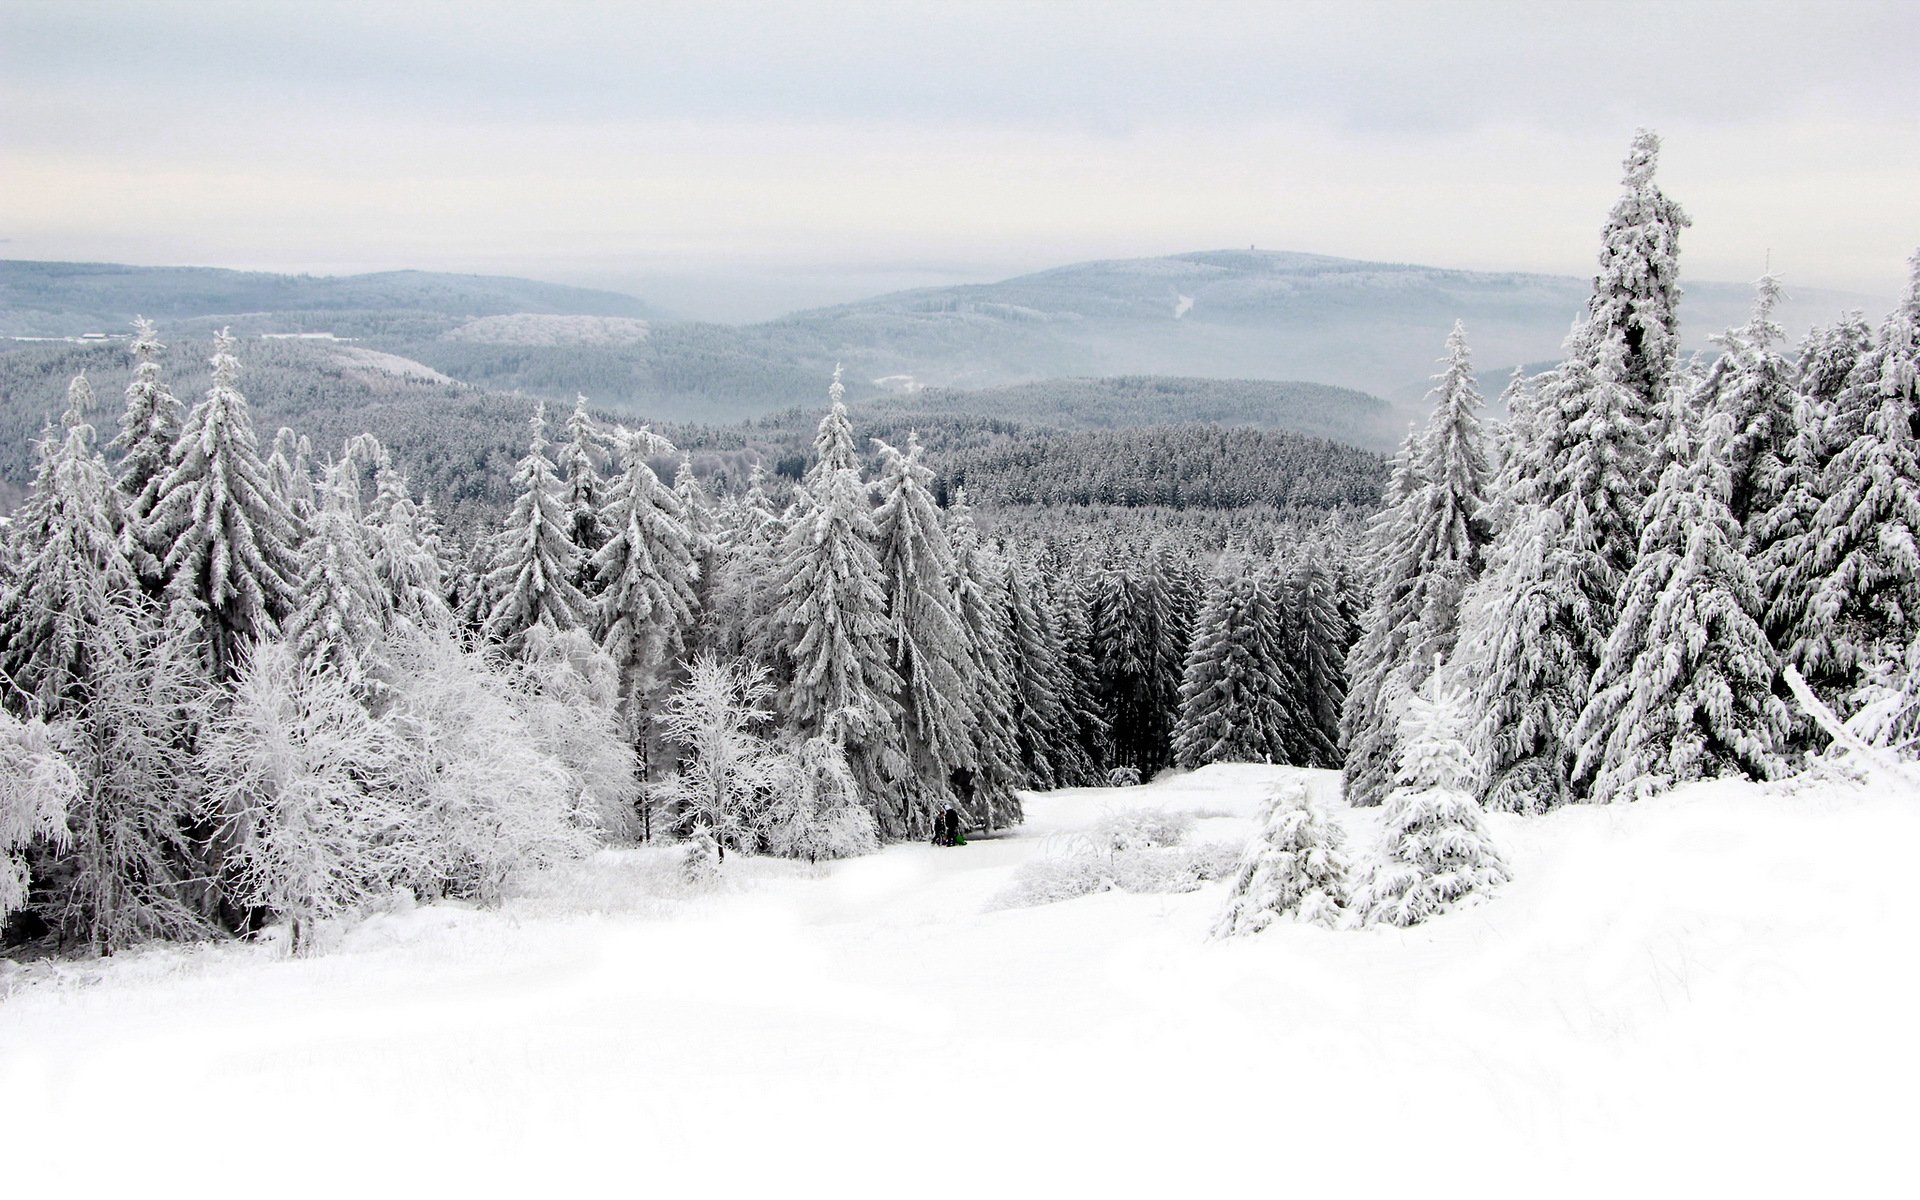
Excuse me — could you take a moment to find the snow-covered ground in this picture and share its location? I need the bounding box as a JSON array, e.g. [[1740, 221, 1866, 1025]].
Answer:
[[3, 764, 1915, 1197]]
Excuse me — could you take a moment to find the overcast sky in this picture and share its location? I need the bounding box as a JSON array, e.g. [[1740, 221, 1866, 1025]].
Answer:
[[4, 0, 1916, 320]]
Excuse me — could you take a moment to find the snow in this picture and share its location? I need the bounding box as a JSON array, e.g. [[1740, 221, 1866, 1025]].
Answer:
[[4, 763, 1915, 1197], [1174, 292, 1194, 318]]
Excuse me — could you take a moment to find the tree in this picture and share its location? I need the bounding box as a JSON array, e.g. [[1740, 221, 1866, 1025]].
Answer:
[[483, 401, 589, 654], [1362, 682, 1511, 927], [1765, 255, 1920, 711], [945, 489, 1024, 829], [1587, 128, 1690, 424], [652, 654, 777, 858], [0, 708, 80, 924], [557, 395, 609, 589], [873, 435, 976, 829], [1698, 276, 1797, 534], [284, 463, 386, 694], [200, 640, 403, 956], [146, 330, 301, 681], [512, 626, 641, 840], [591, 426, 700, 732], [770, 396, 904, 830], [1213, 777, 1352, 935], [0, 376, 138, 712], [999, 550, 1073, 789], [382, 626, 595, 905], [1173, 564, 1296, 767], [1573, 410, 1788, 802], [1275, 553, 1347, 769], [108, 319, 182, 580], [759, 734, 880, 863], [1342, 323, 1492, 806]]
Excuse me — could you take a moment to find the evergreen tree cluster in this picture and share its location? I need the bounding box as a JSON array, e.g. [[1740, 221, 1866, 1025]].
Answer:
[[1345, 129, 1920, 820]]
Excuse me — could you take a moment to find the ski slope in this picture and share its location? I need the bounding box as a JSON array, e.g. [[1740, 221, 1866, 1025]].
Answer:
[[3, 764, 1914, 1198]]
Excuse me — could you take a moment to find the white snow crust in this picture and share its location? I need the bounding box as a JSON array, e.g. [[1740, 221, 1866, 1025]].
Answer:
[[3, 763, 1913, 1197]]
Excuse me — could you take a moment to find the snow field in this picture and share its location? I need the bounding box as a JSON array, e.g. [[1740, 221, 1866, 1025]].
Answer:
[[3, 764, 1915, 1197]]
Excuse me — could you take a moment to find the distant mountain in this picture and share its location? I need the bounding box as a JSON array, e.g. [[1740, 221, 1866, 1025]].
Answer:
[[0, 260, 665, 336]]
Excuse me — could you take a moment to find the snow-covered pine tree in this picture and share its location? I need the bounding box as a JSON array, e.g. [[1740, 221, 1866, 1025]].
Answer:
[[0, 708, 79, 922], [710, 463, 787, 672], [1587, 129, 1691, 426], [1000, 550, 1072, 789], [107, 319, 183, 581], [265, 427, 318, 524], [146, 330, 301, 681], [771, 396, 905, 831], [591, 425, 700, 729], [283, 463, 386, 694], [1275, 553, 1347, 769], [1173, 563, 1296, 767], [557, 395, 609, 592], [0, 376, 138, 711], [872, 435, 976, 831], [673, 456, 720, 654], [1362, 681, 1511, 927], [1573, 408, 1788, 802], [1091, 543, 1188, 776], [944, 488, 1024, 829], [1697, 276, 1798, 534], [200, 639, 403, 955], [1767, 253, 1920, 709], [1213, 777, 1352, 935], [1047, 568, 1111, 783], [483, 401, 590, 655], [1342, 323, 1492, 806], [366, 449, 453, 636], [760, 733, 880, 863]]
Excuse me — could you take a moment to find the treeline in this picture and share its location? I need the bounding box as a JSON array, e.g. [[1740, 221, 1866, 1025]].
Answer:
[[0, 333, 1367, 958]]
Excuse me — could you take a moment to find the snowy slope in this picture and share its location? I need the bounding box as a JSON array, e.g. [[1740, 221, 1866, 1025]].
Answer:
[[3, 765, 1914, 1198]]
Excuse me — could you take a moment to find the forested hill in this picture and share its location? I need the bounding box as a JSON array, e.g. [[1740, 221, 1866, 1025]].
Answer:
[[870, 376, 1401, 448], [0, 260, 664, 335]]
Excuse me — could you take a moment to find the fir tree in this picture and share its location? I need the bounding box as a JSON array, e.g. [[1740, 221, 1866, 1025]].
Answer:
[[1173, 564, 1297, 767], [1275, 553, 1347, 769], [945, 489, 1023, 829], [872, 436, 976, 830], [557, 395, 609, 588], [1000, 551, 1072, 789], [591, 426, 700, 727], [146, 330, 301, 681], [108, 319, 182, 580], [1362, 682, 1510, 927], [284, 463, 386, 694], [1573, 410, 1788, 802], [1699, 276, 1797, 533], [483, 401, 589, 655], [1587, 129, 1690, 423], [1213, 777, 1352, 935], [1342, 323, 1492, 806]]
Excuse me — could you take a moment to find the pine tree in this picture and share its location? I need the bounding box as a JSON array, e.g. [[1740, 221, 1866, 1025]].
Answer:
[[284, 463, 386, 694], [1213, 777, 1352, 935], [1275, 553, 1347, 769], [1573, 410, 1788, 802], [1173, 564, 1297, 767], [146, 330, 301, 681], [1698, 276, 1797, 534], [1043, 569, 1109, 784], [1770, 254, 1920, 707], [0, 376, 138, 711], [1000, 551, 1072, 789], [673, 456, 719, 652], [1342, 323, 1492, 806], [1091, 543, 1187, 775], [711, 463, 787, 672], [108, 319, 182, 580], [557, 395, 609, 589], [591, 426, 700, 725], [1362, 682, 1510, 927], [771, 395, 905, 831], [366, 450, 452, 635], [872, 436, 976, 830], [945, 489, 1023, 829], [483, 401, 589, 654], [1587, 129, 1690, 424]]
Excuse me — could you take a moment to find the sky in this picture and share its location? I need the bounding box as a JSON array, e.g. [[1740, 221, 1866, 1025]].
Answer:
[[3, 0, 1917, 321]]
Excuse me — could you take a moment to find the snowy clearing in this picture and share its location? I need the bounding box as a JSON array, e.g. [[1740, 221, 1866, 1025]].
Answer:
[[3, 764, 1915, 1197]]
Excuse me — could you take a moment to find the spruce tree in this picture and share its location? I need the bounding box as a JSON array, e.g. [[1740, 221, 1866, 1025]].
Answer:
[[145, 330, 301, 682], [1587, 129, 1690, 424], [945, 489, 1024, 829], [483, 401, 589, 654], [107, 319, 182, 580], [1362, 682, 1511, 927], [1699, 276, 1797, 534], [872, 436, 975, 829], [557, 395, 609, 587], [771, 395, 905, 831], [1214, 777, 1352, 935], [1000, 551, 1072, 789], [1173, 564, 1296, 768], [591, 426, 700, 724], [1342, 323, 1492, 806], [284, 464, 386, 694], [1573, 410, 1788, 802], [1275, 553, 1347, 769]]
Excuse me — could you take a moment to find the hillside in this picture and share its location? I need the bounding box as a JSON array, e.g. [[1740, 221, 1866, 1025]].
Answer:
[[7, 252, 1885, 430], [2, 764, 1909, 1196]]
